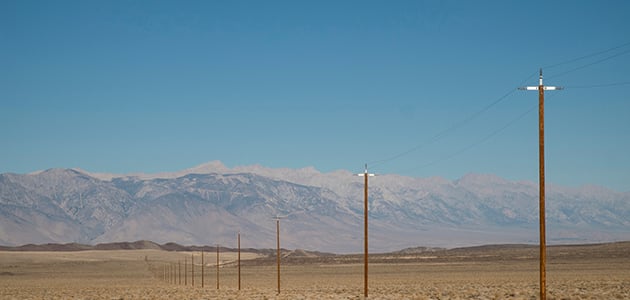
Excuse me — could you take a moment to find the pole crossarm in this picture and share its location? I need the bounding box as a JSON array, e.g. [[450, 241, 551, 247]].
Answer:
[[518, 69, 563, 91], [520, 86, 563, 91]]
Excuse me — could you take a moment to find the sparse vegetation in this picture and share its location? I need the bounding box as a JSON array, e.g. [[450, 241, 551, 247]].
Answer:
[[1, 242, 629, 299]]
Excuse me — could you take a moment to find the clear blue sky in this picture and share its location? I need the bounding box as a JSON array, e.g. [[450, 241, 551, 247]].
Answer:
[[2, 1, 629, 191]]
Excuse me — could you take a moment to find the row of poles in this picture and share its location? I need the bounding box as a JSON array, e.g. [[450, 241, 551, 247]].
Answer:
[[159, 233, 240, 290], [357, 69, 559, 300], [158, 226, 284, 295], [157, 70, 556, 299]]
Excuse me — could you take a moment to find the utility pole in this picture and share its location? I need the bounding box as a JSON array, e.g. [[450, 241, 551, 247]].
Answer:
[[191, 253, 194, 287], [179, 260, 181, 285], [216, 244, 220, 290], [238, 232, 241, 290], [184, 257, 187, 286], [357, 164, 375, 299], [272, 216, 284, 295], [201, 250, 205, 288], [519, 68, 562, 300]]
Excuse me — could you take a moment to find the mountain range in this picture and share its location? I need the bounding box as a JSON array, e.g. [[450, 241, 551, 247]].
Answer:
[[1, 161, 629, 253]]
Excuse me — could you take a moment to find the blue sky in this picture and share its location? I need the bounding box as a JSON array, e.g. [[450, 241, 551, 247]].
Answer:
[[2, 1, 629, 191]]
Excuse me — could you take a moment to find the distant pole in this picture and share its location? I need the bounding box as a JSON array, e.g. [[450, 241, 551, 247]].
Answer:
[[201, 250, 205, 288], [519, 69, 562, 300], [216, 244, 220, 290], [184, 257, 188, 286], [276, 218, 281, 294], [179, 260, 181, 285], [357, 164, 375, 298], [192, 253, 195, 287], [238, 232, 241, 290]]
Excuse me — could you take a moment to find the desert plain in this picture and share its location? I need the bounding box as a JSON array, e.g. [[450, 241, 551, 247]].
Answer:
[[1, 242, 629, 300]]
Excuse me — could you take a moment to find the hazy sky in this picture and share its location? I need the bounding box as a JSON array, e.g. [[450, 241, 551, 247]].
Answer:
[[2, 1, 629, 191]]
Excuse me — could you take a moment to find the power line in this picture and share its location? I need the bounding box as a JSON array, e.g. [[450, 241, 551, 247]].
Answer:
[[543, 41, 630, 70], [392, 103, 538, 174], [565, 81, 630, 89], [547, 47, 630, 79], [367, 41, 630, 172], [368, 71, 538, 168]]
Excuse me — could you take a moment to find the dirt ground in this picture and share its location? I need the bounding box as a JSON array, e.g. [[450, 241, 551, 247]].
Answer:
[[1, 245, 629, 300]]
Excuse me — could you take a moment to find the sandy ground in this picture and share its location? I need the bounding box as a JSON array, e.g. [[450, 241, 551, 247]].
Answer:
[[1, 249, 629, 299]]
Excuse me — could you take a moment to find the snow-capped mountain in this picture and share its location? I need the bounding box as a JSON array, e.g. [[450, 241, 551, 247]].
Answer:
[[1, 161, 628, 253]]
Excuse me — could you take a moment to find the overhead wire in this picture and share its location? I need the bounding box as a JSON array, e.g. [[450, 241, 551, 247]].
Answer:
[[392, 103, 538, 174], [366, 40, 630, 173], [547, 47, 630, 80], [367, 70, 538, 168], [542, 41, 630, 70], [564, 81, 630, 89]]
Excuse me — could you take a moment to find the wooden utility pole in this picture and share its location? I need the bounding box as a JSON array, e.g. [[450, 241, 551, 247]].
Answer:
[[179, 260, 181, 285], [216, 244, 220, 290], [238, 232, 241, 290], [520, 69, 562, 300], [357, 164, 375, 298], [191, 253, 195, 287], [201, 250, 205, 288], [184, 257, 187, 286], [276, 218, 281, 294]]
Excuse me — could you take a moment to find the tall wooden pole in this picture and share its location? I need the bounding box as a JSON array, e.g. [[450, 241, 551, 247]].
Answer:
[[216, 244, 220, 290], [238, 232, 241, 290], [357, 164, 374, 298], [192, 253, 195, 287], [538, 73, 546, 300], [276, 218, 281, 295], [520, 69, 561, 300], [184, 257, 187, 286], [201, 250, 205, 288], [363, 167, 368, 298], [179, 260, 181, 285]]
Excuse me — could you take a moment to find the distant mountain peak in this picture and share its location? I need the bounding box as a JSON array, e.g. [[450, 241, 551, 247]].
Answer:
[[456, 173, 508, 186], [184, 161, 229, 174]]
